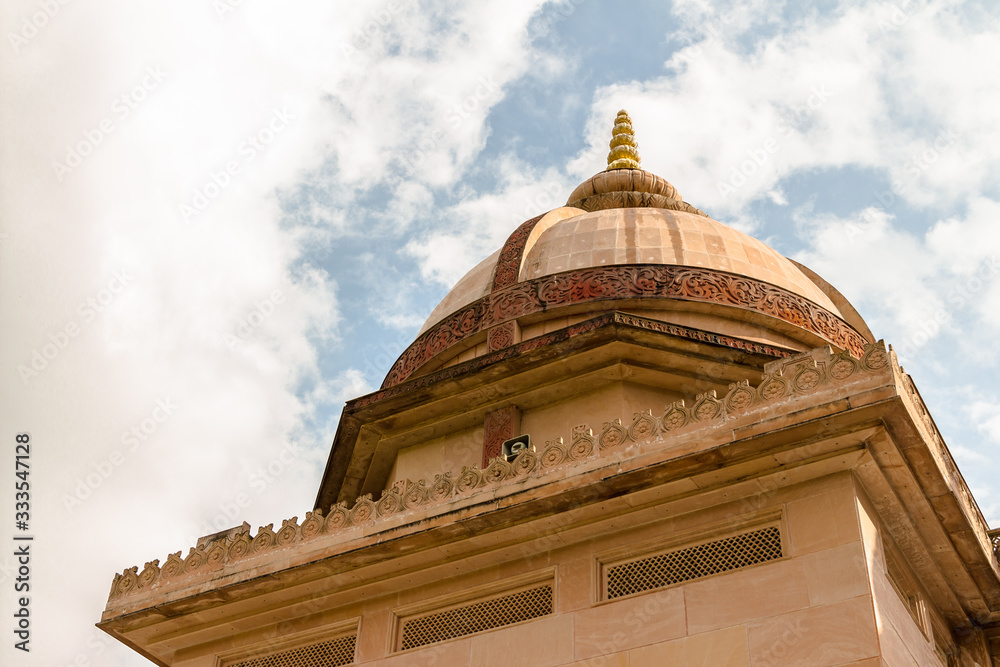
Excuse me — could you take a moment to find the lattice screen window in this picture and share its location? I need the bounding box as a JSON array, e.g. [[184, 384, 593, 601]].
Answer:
[[604, 524, 783, 600], [227, 633, 356, 667], [397, 583, 553, 652]]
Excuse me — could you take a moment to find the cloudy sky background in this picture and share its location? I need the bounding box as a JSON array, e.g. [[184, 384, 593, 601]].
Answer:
[[2, 0, 999, 664]]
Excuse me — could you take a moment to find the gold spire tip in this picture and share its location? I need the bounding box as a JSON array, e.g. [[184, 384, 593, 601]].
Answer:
[[606, 109, 640, 170]]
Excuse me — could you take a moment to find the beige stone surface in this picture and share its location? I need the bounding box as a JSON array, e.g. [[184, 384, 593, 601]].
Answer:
[[746, 596, 879, 666], [869, 547, 945, 665], [856, 481, 953, 665], [357, 609, 393, 662], [565, 652, 629, 667], [468, 614, 575, 667], [557, 557, 593, 613], [390, 424, 482, 487], [685, 557, 813, 635], [517, 381, 686, 461], [373, 637, 472, 667], [171, 657, 216, 667], [871, 573, 941, 666], [629, 625, 751, 667], [573, 587, 686, 659], [872, 620, 922, 667], [802, 542, 871, 607], [786, 485, 862, 556]]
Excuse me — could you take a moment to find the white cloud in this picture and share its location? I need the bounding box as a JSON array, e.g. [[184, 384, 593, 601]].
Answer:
[[407, 156, 574, 286], [571, 1, 1000, 218], [0, 0, 552, 664]]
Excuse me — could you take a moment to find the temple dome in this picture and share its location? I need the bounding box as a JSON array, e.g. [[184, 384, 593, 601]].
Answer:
[[420, 204, 843, 334], [394, 111, 873, 389]]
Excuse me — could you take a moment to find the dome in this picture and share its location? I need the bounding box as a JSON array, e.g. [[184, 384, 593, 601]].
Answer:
[[420, 205, 842, 333], [389, 111, 873, 389]]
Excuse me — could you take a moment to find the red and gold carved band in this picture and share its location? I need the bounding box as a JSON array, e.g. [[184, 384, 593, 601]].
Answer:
[[352, 312, 792, 409], [490, 212, 545, 292], [483, 406, 521, 467], [382, 264, 868, 388]]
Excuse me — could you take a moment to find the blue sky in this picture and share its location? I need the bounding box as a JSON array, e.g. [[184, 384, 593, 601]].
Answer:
[[2, 1, 1000, 664]]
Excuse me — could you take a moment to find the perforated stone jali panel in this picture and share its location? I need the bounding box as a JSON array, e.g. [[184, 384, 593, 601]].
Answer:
[[398, 584, 553, 651], [227, 634, 356, 667], [605, 525, 782, 599]]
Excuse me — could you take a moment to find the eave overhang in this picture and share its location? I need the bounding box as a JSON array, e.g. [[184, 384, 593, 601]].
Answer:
[[315, 311, 797, 510], [99, 341, 1000, 665]]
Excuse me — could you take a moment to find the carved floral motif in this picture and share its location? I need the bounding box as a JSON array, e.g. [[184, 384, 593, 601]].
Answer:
[[382, 265, 868, 387], [487, 322, 517, 351], [482, 406, 520, 468], [491, 213, 546, 292]]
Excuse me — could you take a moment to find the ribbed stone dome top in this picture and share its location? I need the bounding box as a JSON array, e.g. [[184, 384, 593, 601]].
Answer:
[[419, 205, 843, 335]]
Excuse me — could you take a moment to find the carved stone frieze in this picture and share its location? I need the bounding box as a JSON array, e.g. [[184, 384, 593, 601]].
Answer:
[[382, 265, 868, 388], [355, 312, 793, 408], [491, 212, 546, 292], [482, 405, 521, 467], [108, 340, 890, 604], [487, 321, 519, 352]]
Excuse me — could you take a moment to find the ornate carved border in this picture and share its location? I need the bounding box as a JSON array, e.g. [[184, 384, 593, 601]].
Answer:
[[382, 264, 869, 388], [483, 406, 520, 467], [352, 312, 792, 410], [490, 212, 545, 292], [487, 321, 518, 351]]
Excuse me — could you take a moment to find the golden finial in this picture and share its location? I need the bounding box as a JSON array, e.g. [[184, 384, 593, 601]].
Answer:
[[606, 109, 640, 170]]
